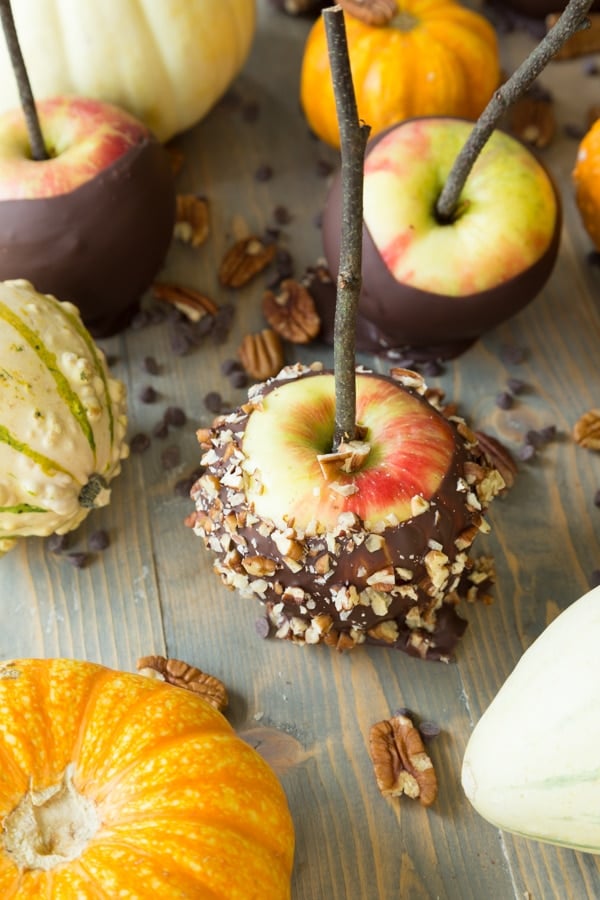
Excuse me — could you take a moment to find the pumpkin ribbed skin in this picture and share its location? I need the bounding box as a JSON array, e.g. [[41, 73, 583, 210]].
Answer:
[[0, 0, 256, 142], [0, 658, 295, 898], [0, 280, 128, 553], [300, 0, 500, 148], [573, 118, 600, 251]]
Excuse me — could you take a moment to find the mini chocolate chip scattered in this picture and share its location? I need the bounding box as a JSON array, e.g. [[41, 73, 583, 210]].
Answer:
[[594, 489, 600, 507], [221, 358, 243, 376], [212, 304, 235, 344], [583, 59, 599, 76], [590, 569, 600, 588], [46, 533, 69, 553], [152, 420, 169, 439], [587, 250, 600, 267], [164, 406, 187, 427], [161, 445, 181, 471], [313, 211, 323, 228], [65, 552, 90, 569], [129, 309, 153, 330], [517, 442, 537, 461], [204, 391, 223, 414], [525, 429, 548, 448], [170, 328, 193, 356], [563, 122, 586, 141], [500, 344, 527, 365], [273, 205, 292, 225], [88, 530, 110, 552], [422, 359, 444, 378], [507, 377, 526, 395], [130, 433, 151, 454], [104, 353, 119, 368], [255, 616, 271, 639], [142, 356, 161, 375], [393, 707, 414, 720], [418, 721, 441, 740], [174, 467, 205, 498], [140, 385, 159, 404], [230, 370, 248, 389], [241, 99, 260, 122], [538, 424, 557, 443], [255, 163, 273, 182], [496, 391, 514, 410], [316, 158, 334, 177], [147, 305, 168, 325]]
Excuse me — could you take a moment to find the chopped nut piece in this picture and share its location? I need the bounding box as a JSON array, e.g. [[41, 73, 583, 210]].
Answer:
[[238, 329, 285, 381], [339, 0, 396, 26], [175, 194, 210, 247], [136, 655, 228, 710], [262, 279, 321, 344], [368, 713, 438, 806], [508, 95, 556, 149], [152, 282, 218, 321], [573, 409, 600, 450], [242, 555, 278, 576], [219, 236, 277, 288]]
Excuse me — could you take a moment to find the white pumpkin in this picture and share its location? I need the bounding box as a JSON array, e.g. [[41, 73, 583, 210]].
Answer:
[[462, 584, 600, 854], [0, 0, 257, 143], [0, 280, 128, 554]]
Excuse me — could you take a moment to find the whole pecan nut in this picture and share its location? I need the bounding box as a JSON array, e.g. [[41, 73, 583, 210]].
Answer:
[[263, 279, 321, 344], [368, 713, 438, 806], [152, 282, 218, 321], [573, 409, 600, 450], [174, 194, 210, 247], [238, 328, 285, 381], [339, 0, 396, 26], [136, 655, 228, 711], [219, 237, 277, 288]]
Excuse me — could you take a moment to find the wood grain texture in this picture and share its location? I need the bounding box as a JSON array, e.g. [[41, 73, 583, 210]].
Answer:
[[0, 3, 599, 897]]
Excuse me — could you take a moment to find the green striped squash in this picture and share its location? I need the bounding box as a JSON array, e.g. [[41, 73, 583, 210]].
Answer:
[[462, 584, 600, 854], [0, 280, 128, 554]]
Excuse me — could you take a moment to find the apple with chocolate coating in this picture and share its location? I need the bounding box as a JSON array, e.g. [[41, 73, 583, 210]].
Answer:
[[0, 96, 176, 337], [321, 117, 561, 359], [189, 363, 506, 660]]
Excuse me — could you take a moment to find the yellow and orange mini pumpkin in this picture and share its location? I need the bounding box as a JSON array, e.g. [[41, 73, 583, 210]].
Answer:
[[0, 658, 294, 898], [573, 117, 600, 251], [300, 0, 501, 148]]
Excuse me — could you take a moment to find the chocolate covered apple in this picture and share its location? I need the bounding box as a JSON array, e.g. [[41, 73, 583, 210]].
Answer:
[[189, 363, 505, 659], [0, 95, 176, 337]]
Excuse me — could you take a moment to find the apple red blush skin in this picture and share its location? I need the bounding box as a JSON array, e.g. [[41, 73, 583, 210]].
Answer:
[[188, 364, 506, 661], [0, 117, 176, 338]]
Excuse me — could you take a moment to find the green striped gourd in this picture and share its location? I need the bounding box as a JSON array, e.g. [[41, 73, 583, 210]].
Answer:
[[0, 279, 128, 554], [462, 583, 600, 854]]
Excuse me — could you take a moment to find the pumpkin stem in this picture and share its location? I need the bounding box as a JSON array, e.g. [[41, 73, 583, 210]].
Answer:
[[2, 764, 100, 870], [323, 5, 371, 450], [78, 473, 110, 509], [435, 0, 593, 222], [0, 0, 48, 161]]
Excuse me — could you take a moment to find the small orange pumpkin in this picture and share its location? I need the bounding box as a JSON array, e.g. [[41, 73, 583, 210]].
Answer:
[[573, 117, 600, 251], [0, 658, 294, 898], [300, 0, 501, 148]]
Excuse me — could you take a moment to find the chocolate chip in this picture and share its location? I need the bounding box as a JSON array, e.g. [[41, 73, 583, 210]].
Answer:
[[212, 304, 235, 344], [142, 356, 161, 375], [594, 489, 600, 507], [563, 122, 586, 141], [230, 370, 248, 389], [170, 328, 193, 356], [588, 250, 600, 267], [130, 433, 151, 454], [539, 424, 557, 443], [152, 420, 169, 439], [418, 720, 441, 740], [517, 442, 537, 461], [65, 552, 90, 569], [174, 467, 205, 498], [255, 163, 273, 182], [525, 427, 556, 448], [255, 616, 271, 639], [204, 391, 223, 414], [161, 445, 181, 470], [393, 707, 414, 720], [313, 211, 323, 229], [273, 205, 292, 225], [507, 377, 526, 395], [496, 391, 514, 410], [500, 344, 527, 365], [422, 359, 444, 378], [583, 59, 599, 76], [315, 158, 334, 177], [164, 406, 187, 427], [221, 358, 243, 376], [46, 533, 69, 553], [129, 309, 153, 330], [88, 530, 109, 551], [104, 353, 119, 368], [139, 385, 159, 404], [590, 569, 600, 588]]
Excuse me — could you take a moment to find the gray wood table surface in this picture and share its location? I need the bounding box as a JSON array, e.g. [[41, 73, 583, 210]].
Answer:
[[2, 3, 600, 897]]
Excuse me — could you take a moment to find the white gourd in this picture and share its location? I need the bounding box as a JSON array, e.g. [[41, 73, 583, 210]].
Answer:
[[462, 584, 600, 854], [0, 280, 128, 554], [0, 0, 257, 143]]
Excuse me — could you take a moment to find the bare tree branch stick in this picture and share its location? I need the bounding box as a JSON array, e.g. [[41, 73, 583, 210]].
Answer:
[[436, 0, 592, 221], [324, 4, 371, 448]]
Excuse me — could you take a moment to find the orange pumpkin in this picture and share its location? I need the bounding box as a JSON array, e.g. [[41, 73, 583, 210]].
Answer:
[[573, 117, 600, 251], [0, 658, 294, 898], [300, 0, 501, 148]]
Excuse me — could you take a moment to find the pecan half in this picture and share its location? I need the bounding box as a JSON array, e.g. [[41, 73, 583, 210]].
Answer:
[[219, 237, 277, 288], [152, 282, 218, 321], [573, 409, 600, 450], [174, 194, 209, 247], [368, 713, 438, 806], [508, 95, 555, 149], [547, 12, 600, 59], [475, 430, 518, 489], [238, 329, 285, 381], [262, 279, 321, 343], [339, 0, 396, 26], [136, 655, 228, 710]]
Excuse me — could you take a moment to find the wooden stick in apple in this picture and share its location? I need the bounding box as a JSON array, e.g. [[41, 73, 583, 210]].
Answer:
[[323, 5, 370, 448], [437, 0, 593, 220], [0, 0, 47, 161]]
